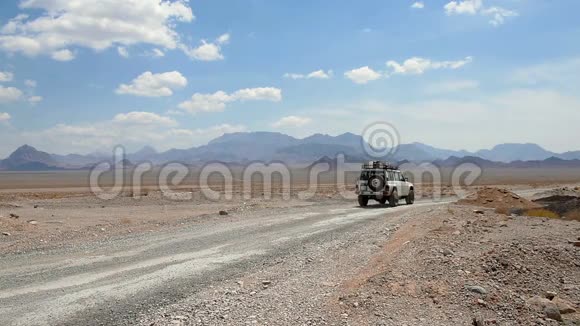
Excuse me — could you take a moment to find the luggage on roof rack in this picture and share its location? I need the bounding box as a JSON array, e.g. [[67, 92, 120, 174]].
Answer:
[[362, 161, 397, 170]]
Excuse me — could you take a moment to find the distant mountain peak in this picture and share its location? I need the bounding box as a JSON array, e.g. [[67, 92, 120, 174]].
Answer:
[[133, 145, 157, 155]]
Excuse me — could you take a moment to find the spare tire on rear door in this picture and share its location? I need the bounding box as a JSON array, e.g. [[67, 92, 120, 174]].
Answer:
[[367, 175, 385, 192]]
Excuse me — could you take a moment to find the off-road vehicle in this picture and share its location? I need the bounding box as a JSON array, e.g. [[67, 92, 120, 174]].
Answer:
[[355, 161, 414, 207]]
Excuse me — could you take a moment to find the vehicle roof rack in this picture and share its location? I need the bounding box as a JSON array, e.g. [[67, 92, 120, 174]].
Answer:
[[362, 161, 397, 170]]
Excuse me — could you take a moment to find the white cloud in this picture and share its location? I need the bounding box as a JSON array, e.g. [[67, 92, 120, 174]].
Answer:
[[112, 111, 177, 127], [0, 71, 14, 82], [344, 66, 382, 84], [24, 79, 37, 88], [181, 33, 231, 61], [178, 87, 282, 114], [0, 0, 194, 60], [27, 95, 43, 104], [284, 69, 332, 80], [0, 112, 10, 122], [0, 85, 23, 103], [151, 48, 165, 57], [14, 114, 246, 155], [511, 57, 580, 86], [117, 46, 129, 58], [482, 7, 519, 27], [444, 0, 517, 26], [411, 2, 425, 9], [272, 116, 312, 128], [444, 0, 482, 15], [51, 49, 75, 61], [387, 56, 473, 75], [425, 80, 479, 94], [116, 71, 187, 97]]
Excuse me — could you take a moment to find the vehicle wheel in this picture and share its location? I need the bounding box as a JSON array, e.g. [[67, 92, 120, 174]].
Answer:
[[379, 196, 387, 205], [367, 175, 385, 192], [405, 189, 415, 205], [358, 195, 369, 207], [389, 189, 399, 207]]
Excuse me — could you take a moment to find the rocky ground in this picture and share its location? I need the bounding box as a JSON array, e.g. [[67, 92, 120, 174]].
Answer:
[[136, 187, 580, 326], [1, 184, 579, 325]]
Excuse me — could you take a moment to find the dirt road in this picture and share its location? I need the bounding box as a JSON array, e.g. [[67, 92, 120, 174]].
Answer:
[[0, 197, 452, 326]]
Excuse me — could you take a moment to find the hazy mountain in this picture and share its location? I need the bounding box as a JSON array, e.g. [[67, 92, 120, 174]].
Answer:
[[301, 132, 362, 149], [2, 133, 580, 170], [0, 145, 60, 170], [559, 151, 580, 160], [129, 146, 158, 162], [475, 143, 556, 162]]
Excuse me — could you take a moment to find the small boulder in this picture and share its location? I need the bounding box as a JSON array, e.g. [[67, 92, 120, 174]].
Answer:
[[466, 285, 487, 295], [552, 297, 577, 314], [9, 213, 19, 219], [527, 296, 564, 321], [219, 210, 228, 216], [544, 306, 563, 322], [2, 232, 10, 236], [473, 210, 485, 215]]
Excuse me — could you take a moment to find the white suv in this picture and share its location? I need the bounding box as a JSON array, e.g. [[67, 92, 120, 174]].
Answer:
[[355, 161, 415, 207]]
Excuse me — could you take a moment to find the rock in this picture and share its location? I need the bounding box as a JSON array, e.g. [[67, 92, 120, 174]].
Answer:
[[34, 205, 39, 208], [466, 285, 487, 295], [261, 280, 271, 285], [442, 249, 454, 256], [570, 241, 580, 247], [2, 232, 10, 236], [552, 297, 577, 314], [476, 299, 487, 306], [545, 291, 557, 300], [452, 230, 461, 236], [473, 210, 485, 215], [472, 317, 484, 326], [219, 210, 228, 216], [9, 213, 19, 219], [544, 306, 563, 322], [27, 220, 38, 225], [529, 296, 565, 321]]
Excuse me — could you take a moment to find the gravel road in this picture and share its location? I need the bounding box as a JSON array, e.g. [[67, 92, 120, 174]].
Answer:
[[0, 197, 452, 326]]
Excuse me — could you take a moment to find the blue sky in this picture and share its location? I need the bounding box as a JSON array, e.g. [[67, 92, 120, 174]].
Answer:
[[0, 0, 579, 156]]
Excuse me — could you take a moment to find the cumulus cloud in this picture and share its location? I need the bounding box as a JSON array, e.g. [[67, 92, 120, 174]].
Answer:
[[411, 2, 425, 9], [272, 116, 312, 128], [0, 71, 14, 82], [27, 95, 43, 104], [0, 85, 23, 103], [344, 66, 382, 84], [150, 48, 165, 57], [117, 46, 129, 58], [24, 79, 37, 88], [0, 112, 10, 122], [482, 7, 519, 26], [284, 69, 333, 80], [112, 111, 177, 127], [181, 33, 231, 61], [51, 49, 75, 61], [444, 0, 517, 26], [386, 56, 473, 75], [444, 0, 482, 14], [116, 71, 187, 97], [0, 0, 195, 60], [178, 87, 282, 114]]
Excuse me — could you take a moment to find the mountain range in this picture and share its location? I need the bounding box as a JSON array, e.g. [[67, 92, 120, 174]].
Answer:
[[1, 132, 580, 171]]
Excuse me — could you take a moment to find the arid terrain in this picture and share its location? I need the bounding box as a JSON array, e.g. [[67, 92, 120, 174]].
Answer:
[[0, 170, 579, 325]]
